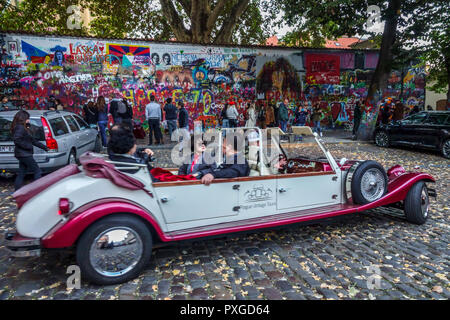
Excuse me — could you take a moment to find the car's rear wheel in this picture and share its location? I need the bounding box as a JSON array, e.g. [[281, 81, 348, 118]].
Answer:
[[375, 131, 390, 147], [68, 149, 77, 165], [76, 215, 153, 285], [441, 139, 450, 159], [404, 181, 429, 225], [351, 160, 388, 205]]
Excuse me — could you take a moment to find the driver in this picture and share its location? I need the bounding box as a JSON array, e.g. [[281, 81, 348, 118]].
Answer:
[[108, 125, 154, 173], [246, 130, 287, 176]]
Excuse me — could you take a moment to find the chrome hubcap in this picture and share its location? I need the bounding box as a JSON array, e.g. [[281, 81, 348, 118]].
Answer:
[[89, 227, 143, 278], [421, 187, 429, 218], [69, 154, 76, 164], [361, 168, 385, 202], [376, 132, 388, 147], [443, 141, 450, 157]]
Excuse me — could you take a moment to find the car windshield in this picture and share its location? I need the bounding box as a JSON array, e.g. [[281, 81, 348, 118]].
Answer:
[[273, 133, 328, 162], [402, 112, 427, 124], [0, 115, 44, 142]]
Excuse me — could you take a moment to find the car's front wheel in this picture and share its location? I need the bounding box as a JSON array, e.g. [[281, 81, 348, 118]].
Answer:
[[76, 215, 153, 285], [441, 139, 450, 159], [375, 131, 390, 147], [404, 181, 430, 225]]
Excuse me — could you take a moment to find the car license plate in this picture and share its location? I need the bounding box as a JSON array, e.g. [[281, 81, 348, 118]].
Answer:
[[0, 146, 14, 153]]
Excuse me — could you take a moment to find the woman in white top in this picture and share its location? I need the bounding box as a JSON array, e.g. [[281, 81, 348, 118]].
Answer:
[[245, 103, 256, 128]]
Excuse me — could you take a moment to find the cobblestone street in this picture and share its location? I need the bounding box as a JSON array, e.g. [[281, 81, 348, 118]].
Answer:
[[0, 142, 448, 300]]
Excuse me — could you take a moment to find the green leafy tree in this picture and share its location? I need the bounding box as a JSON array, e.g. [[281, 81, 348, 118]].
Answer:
[[270, 0, 449, 139], [0, 0, 273, 45]]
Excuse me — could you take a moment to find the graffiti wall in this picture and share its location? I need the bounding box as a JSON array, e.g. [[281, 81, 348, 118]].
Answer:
[[0, 33, 425, 129]]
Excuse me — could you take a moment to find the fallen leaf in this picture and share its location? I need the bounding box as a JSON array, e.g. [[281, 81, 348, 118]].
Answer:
[[432, 286, 443, 293]]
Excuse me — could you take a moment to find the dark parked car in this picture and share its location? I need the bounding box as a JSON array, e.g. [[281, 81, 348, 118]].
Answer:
[[374, 111, 450, 158]]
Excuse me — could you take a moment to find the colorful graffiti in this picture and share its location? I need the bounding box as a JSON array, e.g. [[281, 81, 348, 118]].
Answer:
[[0, 33, 425, 130]]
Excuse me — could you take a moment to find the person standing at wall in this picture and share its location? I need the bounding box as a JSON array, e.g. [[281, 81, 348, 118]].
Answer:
[[119, 98, 133, 131], [0, 95, 15, 111], [47, 95, 57, 111], [273, 102, 280, 128], [83, 101, 98, 126], [56, 99, 64, 111], [278, 99, 289, 132], [294, 105, 308, 127], [96, 96, 108, 147], [380, 104, 391, 125], [178, 101, 189, 132], [409, 104, 420, 116], [11, 110, 49, 191], [164, 98, 178, 141], [221, 104, 229, 128], [245, 103, 257, 127], [352, 101, 362, 140], [257, 103, 266, 129], [265, 102, 275, 128], [146, 95, 163, 145], [392, 102, 405, 123], [226, 102, 239, 128], [311, 105, 324, 136]]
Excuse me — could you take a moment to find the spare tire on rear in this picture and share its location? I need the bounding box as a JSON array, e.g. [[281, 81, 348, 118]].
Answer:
[[350, 160, 388, 205]]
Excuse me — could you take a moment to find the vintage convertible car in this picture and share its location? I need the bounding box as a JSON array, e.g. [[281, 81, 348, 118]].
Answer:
[[5, 127, 436, 285]]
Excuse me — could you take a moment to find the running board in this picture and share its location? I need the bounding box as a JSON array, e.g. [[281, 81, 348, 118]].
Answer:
[[165, 204, 359, 241]]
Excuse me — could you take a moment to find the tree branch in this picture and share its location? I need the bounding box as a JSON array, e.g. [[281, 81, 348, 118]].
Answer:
[[207, 0, 227, 32], [160, 0, 191, 41], [214, 0, 250, 44]]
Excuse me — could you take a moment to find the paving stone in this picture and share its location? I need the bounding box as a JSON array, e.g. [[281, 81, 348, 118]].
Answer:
[[262, 287, 283, 300], [12, 281, 42, 297], [190, 288, 209, 299], [265, 270, 285, 280], [275, 280, 293, 292]]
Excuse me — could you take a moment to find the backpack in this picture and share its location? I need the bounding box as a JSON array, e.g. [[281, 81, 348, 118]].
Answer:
[[117, 101, 127, 114]]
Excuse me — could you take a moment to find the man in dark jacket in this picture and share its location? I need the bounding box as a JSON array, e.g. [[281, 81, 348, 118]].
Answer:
[[352, 101, 362, 138], [118, 99, 133, 130], [164, 98, 178, 140], [47, 95, 57, 111], [178, 101, 189, 131], [197, 135, 249, 185], [108, 125, 154, 174], [178, 137, 216, 176]]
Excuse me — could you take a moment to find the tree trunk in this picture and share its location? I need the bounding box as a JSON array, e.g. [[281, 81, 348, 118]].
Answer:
[[159, 0, 250, 44], [357, 0, 402, 140], [447, 53, 450, 109]]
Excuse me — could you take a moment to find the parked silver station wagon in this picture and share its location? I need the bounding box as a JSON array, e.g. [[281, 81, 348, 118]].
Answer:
[[0, 110, 101, 173]]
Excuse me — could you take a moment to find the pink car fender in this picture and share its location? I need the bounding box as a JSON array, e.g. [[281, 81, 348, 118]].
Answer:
[[41, 200, 168, 249]]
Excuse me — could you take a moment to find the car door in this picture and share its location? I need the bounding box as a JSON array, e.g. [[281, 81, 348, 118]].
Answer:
[[73, 114, 97, 151], [273, 135, 341, 211], [420, 113, 449, 148], [63, 115, 86, 154], [396, 113, 428, 145], [152, 180, 239, 228], [277, 172, 341, 211]]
